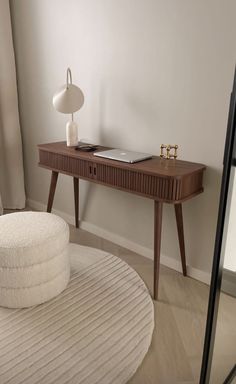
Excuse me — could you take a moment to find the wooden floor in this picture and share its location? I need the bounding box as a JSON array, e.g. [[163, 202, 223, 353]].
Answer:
[[70, 225, 236, 384], [70, 225, 208, 384]]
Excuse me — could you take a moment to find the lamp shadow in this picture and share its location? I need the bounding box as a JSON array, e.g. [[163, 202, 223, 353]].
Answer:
[[80, 82, 109, 223]]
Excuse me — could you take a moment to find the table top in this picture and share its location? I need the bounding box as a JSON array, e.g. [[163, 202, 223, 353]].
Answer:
[[38, 141, 206, 179]]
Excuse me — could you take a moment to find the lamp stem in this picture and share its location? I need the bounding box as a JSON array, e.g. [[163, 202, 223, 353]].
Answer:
[[71, 113, 74, 122], [66, 68, 72, 89]]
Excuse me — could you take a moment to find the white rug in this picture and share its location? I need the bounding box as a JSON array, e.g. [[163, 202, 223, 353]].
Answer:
[[0, 244, 154, 384]]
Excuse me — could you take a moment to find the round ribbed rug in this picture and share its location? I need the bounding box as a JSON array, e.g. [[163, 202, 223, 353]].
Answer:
[[0, 244, 154, 384]]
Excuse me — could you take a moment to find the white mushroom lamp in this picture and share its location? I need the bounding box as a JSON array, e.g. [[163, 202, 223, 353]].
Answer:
[[53, 68, 84, 146]]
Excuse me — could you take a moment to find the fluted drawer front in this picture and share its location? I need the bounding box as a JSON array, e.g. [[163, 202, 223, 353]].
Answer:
[[96, 164, 181, 201], [39, 150, 204, 202], [39, 152, 93, 179]]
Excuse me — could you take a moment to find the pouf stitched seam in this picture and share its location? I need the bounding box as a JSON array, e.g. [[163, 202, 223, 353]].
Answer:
[[0, 267, 70, 308], [0, 212, 70, 308], [0, 212, 68, 248], [0, 229, 69, 267], [0, 249, 70, 288], [0, 224, 69, 249], [0, 266, 70, 290], [0, 245, 69, 269]]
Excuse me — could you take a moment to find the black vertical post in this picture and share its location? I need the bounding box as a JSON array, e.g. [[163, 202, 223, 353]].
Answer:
[[200, 68, 236, 384]]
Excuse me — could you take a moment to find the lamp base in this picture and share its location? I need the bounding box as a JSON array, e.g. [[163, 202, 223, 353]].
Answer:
[[66, 121, 78, 147]]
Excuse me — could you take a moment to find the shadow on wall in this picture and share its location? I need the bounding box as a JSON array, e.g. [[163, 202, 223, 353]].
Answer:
[[180, 166, 222, 272], [81, 82, 113, 221], [81, 79, 222, 276], [81, 76, 162, 221]]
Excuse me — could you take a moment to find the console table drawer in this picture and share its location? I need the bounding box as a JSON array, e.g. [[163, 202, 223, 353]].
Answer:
[[39, 151, 94, 179], [96, 163, 181, 201], [39, 147, 204, 202]]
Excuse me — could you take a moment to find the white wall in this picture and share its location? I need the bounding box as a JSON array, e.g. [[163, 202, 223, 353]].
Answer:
[[10, 0, 236, 281]]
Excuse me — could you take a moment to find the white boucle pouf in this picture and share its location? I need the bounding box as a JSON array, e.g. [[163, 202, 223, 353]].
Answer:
[[0, 212, 70, 308]]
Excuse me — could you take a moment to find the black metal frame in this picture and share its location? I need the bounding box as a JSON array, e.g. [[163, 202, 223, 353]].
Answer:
[[200, 67, 236, 383], [223, 364, 236, 384]]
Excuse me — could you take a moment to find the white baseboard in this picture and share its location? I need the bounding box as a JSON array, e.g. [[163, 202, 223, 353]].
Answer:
[[222, 269, 236, 297], [27, 198, 211, 285]]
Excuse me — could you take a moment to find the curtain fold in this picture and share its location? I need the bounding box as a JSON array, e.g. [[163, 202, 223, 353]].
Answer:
[[0, 0, 25, 214]]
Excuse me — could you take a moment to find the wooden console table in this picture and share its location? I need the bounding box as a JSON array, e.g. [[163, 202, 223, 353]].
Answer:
[[38, 142, 206, 300]]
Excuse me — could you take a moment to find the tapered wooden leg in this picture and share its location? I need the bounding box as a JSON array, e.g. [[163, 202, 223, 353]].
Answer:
[[47, 171, 58, 212], [174, 203, 187, 276], [154, 200, 163, 300], [73, 177, 79, 228]]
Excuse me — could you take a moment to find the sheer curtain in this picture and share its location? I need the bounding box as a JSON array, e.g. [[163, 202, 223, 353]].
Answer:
[[0, 0, 25, 214]]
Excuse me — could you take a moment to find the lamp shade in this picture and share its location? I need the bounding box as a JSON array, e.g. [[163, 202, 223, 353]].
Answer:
[[53, 83, 84, 114]]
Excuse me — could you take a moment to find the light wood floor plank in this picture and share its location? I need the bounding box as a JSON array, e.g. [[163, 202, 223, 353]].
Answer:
[[69, 224, 236, 384]]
